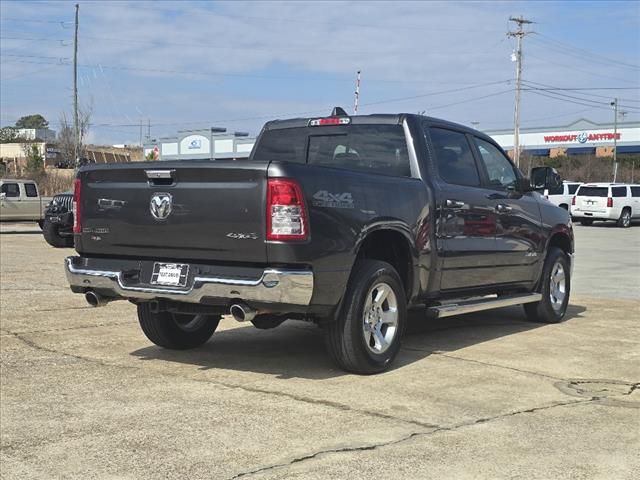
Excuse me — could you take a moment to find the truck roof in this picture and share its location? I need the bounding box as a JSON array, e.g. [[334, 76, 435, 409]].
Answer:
[[262, 113, 495, 143]]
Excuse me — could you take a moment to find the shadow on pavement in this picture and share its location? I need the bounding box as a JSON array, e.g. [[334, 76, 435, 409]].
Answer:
[[130, 303, 587, 379]]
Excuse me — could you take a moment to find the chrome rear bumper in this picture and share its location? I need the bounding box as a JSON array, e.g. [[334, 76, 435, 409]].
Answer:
[[65, 257, 314, 306]]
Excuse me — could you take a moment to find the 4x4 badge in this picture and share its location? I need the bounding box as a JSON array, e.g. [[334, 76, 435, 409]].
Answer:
[[150, 193, 173, 221]]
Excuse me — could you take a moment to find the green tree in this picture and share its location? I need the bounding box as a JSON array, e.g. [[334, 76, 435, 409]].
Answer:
[[15, 114, 49, 129], [0, 127, 17, 143], [23, 144, 45, 174]]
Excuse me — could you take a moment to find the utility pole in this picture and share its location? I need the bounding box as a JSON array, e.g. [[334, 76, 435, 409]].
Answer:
[[508, 15, 533, 168], [611, 98, 618, 182], [147, 118, 151, 141], [73, 3, 79, 166], [139, 119, 143, 146], [354, 70, 361, 115]]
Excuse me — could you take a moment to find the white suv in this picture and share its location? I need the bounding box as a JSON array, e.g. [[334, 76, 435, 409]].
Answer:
[[571, 183, 640, 228], [545, 181, 582, 210]]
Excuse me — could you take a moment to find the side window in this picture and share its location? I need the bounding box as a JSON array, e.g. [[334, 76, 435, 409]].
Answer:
[[548, 183, 564, 195], [1, 183, 20, 197], [473, 137, 518, 190], [611, 186, 627, 197], [631, 187, 640, 197], [24, 183, 38, 197], [568, 184, 580, 195], [428, 127, 480, 186]]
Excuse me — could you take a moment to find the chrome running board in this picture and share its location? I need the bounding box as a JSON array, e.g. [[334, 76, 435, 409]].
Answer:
[[427, 293, 542, 319]]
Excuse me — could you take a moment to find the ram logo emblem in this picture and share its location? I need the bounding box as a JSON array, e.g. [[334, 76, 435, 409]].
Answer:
[[150, 193, 173, 221]]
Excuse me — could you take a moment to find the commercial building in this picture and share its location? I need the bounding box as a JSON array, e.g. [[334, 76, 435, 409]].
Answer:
[[486, 118, 640, 158], [143, 128, 256, 161]]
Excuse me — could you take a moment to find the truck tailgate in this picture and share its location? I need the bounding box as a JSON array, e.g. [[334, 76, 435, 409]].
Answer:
[[76, 161, 268, 264]]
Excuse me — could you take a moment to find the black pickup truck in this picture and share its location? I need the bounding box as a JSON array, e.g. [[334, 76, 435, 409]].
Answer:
[[65, 109, 573, 374]]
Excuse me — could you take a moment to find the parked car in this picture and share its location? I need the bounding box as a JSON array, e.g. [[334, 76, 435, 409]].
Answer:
[[0, 179, 51, 228], [544, 181, 582, 210], [63, 110, 574, 374], [43, 191, 74, 247], [571, 183, 640, 228]]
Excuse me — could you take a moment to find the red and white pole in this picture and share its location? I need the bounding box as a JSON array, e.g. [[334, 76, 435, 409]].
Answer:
[[354, 70, 361, 115]]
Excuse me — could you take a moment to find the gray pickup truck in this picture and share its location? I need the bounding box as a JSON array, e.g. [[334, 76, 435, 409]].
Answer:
[[0, 179, 51, 228], [64, 110, 574, 374]]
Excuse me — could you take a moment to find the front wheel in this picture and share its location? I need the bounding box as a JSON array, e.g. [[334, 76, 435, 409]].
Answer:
[[137, 303, 220, 349], [324, 260, 407, 374], [524, 247, 570, 323], [42, 218, 74, 248]]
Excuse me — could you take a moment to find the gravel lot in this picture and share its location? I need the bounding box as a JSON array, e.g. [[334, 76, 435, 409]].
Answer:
[[1, 221, 638, 479]]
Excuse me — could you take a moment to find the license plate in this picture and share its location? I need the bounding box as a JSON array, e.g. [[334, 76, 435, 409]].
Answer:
[[151, 263, 189, 287]]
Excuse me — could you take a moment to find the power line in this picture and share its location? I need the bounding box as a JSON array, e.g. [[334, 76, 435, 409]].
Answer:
[[527, 89, 640, 113], [526, 51, 639, 85], [521, 80, 640, 104], [521, 80, 640, 111], [534, 33, 640, 70], [0, 17, 73, 25]]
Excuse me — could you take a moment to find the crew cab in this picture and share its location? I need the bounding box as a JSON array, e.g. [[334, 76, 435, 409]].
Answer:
[[64, 110, 574, 374], [0, 179, 51, 227]]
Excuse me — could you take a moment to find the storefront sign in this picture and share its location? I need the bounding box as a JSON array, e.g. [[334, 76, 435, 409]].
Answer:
[[544, 132, 621, 143]]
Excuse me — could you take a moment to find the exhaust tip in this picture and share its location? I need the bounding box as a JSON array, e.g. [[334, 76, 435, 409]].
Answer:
[[85, 291, 100, 307], [230, 303, 256, 322]]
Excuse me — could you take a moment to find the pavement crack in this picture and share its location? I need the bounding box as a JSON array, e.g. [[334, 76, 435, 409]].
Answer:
[[226, 398, 590, 479], [403, 346, 561, 380], [3, 329, 438, 431]]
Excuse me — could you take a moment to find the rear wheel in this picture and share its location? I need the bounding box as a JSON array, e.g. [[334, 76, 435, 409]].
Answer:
[[617, 208, 631, 228], [524, 247, 570, 323], [580, 219, 593, 226], [559, 204, 568, 210], [42, 218, 73, 248], [137, 303, 220, 349], [324, 260, 406, 374]]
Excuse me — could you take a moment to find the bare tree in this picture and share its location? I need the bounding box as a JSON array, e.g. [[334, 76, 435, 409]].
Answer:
[[57, 101, 93, 167]]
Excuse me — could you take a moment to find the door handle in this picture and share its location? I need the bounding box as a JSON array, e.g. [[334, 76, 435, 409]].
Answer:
[[495, 204, 513, 213], [446, 199, 466, 208]]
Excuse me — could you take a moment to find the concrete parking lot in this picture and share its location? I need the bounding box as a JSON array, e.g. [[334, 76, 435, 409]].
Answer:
[[1, 222, 638, 479]]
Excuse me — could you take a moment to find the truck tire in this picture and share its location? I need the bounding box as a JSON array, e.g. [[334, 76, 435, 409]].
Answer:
[[617, 208, 631, 228], [324, 260, 406, 374], [42, 218, 74, 248], [580, 219, 593, 226], [524, 247, 570, 323], [137, 303, 221, 349], [37, 220, 44, 229]]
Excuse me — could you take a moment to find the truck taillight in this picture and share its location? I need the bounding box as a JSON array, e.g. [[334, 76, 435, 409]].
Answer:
[[607, 197, 613, 208], [73, 178, 81, 233], [266, 179, 308, 241], [571, 196, 576, 206]]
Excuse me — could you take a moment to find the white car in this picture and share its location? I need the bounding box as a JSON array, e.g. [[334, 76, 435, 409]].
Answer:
[[571, 183, 640, 228], [545, 181, 582, 210]]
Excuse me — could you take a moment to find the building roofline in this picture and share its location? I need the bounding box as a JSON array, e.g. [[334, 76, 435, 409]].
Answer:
[[486, 118, 640, 135]]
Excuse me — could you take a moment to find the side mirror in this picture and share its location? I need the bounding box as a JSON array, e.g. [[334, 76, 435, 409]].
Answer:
[[0, 192, 6, 200], [518, 177, 534, 192], [530, 166, 562, 191]]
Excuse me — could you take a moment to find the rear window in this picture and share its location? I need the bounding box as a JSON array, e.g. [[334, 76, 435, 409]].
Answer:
[[254, 124, 410, 177], [568, 184, 580, 194], [611, 186, 627, 197], [631, 187, 640, 197], [577, 186, 608, 197]]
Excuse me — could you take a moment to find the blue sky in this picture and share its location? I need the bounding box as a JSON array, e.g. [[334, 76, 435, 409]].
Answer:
[[1, 0, 639, 145]]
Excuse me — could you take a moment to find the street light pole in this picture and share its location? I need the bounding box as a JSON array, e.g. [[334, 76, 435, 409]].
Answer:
[[611, 98, 618, 182]]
